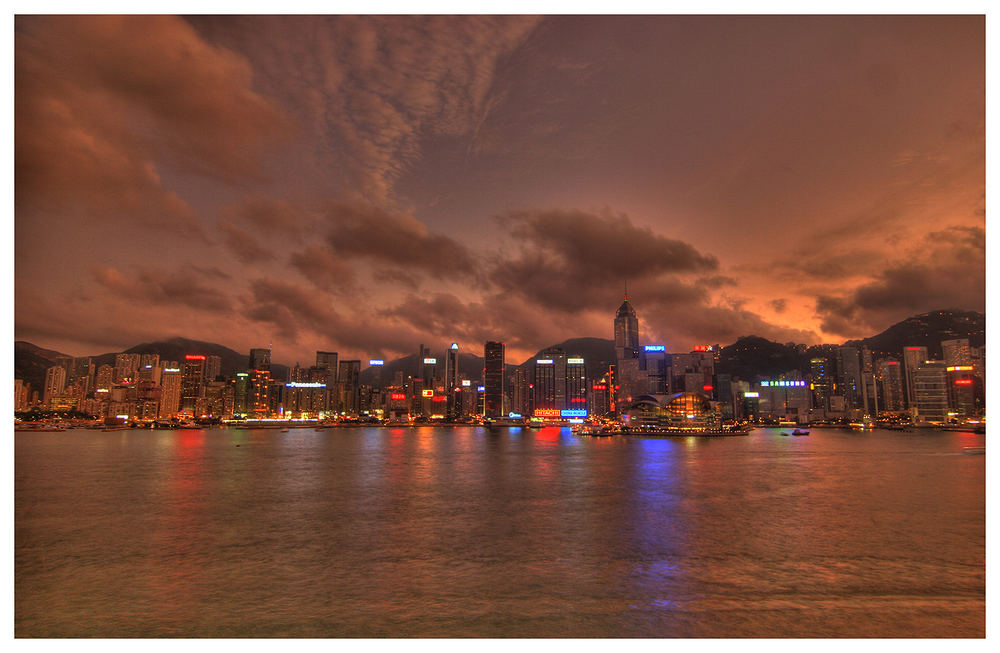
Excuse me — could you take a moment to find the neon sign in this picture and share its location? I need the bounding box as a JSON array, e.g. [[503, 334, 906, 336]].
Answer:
[[461, 380, 471, 387], [534, 408, 561, 417], [390, 393, 407, 401], [644, 345, 665, 352], [423, 358, 437, 364], [760, 381, 807, 387], [560, 409, 587, 417], [947, 366, 973, 371], [536, 359, 553, 365], [567, 358, 584, 365], [185, 354, 206, 361], [744, 392, 759, 398], [421, 389, 434, 397], [477, 386, 485, 392], [368, 359, 384, 366], [287, 382, 325, 388]]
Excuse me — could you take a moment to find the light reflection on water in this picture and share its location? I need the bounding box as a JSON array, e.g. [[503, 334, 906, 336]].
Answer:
[[15, 427, 984, 637]]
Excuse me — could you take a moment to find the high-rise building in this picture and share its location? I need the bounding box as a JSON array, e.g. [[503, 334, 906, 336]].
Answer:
[[484, 342, 505, 418], [338, 360, 361, 414], [566, 356, 587, 411], [511, 367, 530, 416], [316, 351, 338, 381], [234, 372, 250, 416], [877, 359, 905, 413], [249, 348, 271, 372], [946, 366, 977, 419], [941, 339, 972, 367], [205, 355, 222, 381], [641, 345, 670, 395], [809, 357, 833, 410], [835, 346, 861, 409], [613, 294, 640, 410], [159, 367, 182, 418], [71, 357, 94, 385], [913, 360, 948, 423], [95, 364, 114, 393], [445, 343, 460, 420], [249, 369, 271, 415], [139, 353, 159, 371], [180, 354, 205, 413], [902, 346, 928, 412], [14, 379, 28, 412], [43, 365, 66, 407], [532, 356, 557, 414]]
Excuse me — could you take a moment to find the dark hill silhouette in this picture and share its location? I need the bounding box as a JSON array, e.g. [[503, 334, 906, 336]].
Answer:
[[13, 309, 985, 391]]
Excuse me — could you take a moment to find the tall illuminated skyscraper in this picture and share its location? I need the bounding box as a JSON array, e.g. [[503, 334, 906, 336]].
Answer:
[[902, 346, 928, 412], [180, 354, 205, 413], [484, 341, 505, 418], [445, 343, 459, 420], [614, 293, 640, 411]]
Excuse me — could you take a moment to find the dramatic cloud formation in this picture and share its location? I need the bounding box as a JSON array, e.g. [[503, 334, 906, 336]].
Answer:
[[321, 202, 479, 280], [13, 16, 983, 365], [16, 16, 290, 226], [814, 226, 985, 339]]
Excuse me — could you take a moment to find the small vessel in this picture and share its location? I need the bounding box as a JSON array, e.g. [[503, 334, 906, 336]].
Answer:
[[14, 422, 67, 432], [962, 447, 985, 455], [792, 429, 810, 436]]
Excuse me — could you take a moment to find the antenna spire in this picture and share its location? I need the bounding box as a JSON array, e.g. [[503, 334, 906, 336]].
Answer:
[[624, 279, 628, 301]]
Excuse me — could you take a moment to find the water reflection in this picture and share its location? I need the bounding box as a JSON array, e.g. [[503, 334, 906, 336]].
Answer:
[[15, 427, 985, 637]]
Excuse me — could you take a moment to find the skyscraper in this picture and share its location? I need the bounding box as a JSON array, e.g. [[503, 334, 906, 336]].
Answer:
[[338, 360, 361, 414], [941, 339, 971, 367], [902, 346, 928, 412], [445, 343, 459, 420], [204, 355, 222, 381], [913, 360, 948, 423], [614, 293, 640, 411], [532, 356, 557, 413], [159, 367, 182, 418], [566, 356, 587, 411], [249, 348, 271, 372], [484, 342, 505, 418], [180, 354, 205, 413], [43, 365, 66, 407]]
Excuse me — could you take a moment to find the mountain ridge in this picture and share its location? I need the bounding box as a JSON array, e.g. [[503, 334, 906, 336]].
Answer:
[[14, 309, 985, 392]]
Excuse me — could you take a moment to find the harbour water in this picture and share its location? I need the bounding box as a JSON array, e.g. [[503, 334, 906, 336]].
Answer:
[[15, 426, 985, 637]]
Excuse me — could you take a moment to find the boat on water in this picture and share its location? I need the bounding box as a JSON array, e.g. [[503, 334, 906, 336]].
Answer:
[[963, 446, 985, 455], [14, 423, 67, 432], [791, 429, 810, 436], [578, 425, 749, 437]]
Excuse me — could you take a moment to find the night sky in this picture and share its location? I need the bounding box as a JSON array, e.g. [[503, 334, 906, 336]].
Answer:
[[14, 15, 985, 365]]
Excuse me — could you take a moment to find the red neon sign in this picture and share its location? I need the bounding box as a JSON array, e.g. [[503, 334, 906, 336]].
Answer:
[[703, 384, 714, 392], [954, 379, 973, 386], [390, 393, 406, 401], [185, 354, 206, 361], [432, 396, 446, 402], [593, 384, 606, 390]]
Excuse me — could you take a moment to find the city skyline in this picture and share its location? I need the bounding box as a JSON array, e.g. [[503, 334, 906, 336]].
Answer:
[[15, 15, 985, 365]]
